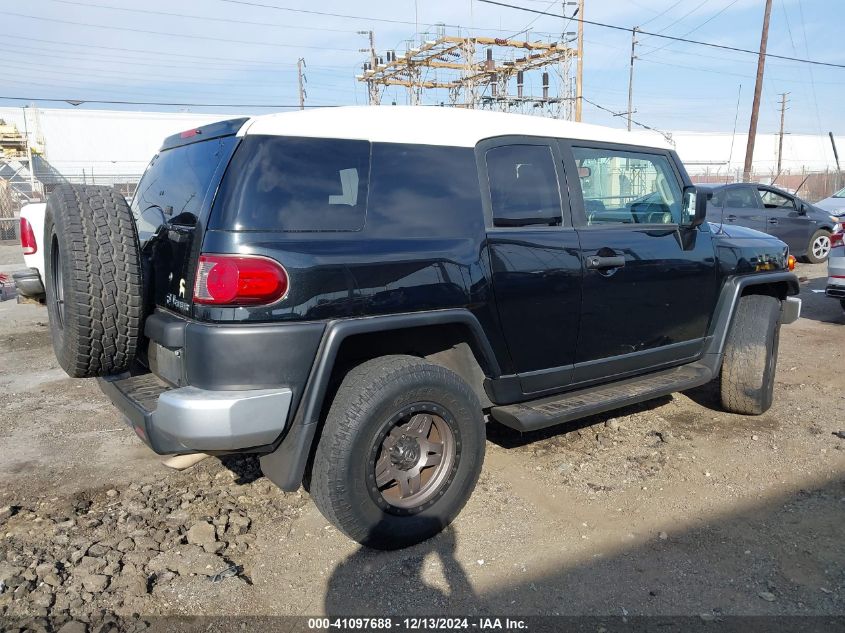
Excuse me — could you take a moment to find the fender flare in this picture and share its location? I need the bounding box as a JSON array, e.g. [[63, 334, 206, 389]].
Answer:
[[260, 309, 500, 491], [700, 271, 799, 373]]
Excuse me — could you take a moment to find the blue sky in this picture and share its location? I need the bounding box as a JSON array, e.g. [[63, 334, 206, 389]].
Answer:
[[1, 0, 842, 134]]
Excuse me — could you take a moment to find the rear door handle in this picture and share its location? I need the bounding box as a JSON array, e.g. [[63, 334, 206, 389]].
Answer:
[[725, 214, 737, 222], [768, 218, 779, 225], [585, 255, 626, 270]]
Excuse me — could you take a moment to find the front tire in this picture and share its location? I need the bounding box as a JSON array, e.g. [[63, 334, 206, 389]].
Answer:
[[310, 355, 485, 549], [805, 229, 831, 264], [720, 294, 781, 415]]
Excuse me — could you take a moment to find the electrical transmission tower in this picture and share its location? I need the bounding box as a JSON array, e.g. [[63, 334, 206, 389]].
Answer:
[[356, 23, 579, 118]]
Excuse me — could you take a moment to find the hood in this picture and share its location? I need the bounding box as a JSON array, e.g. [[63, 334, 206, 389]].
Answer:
[[708, 221, 774, 239], [812, 196, 845, 215]]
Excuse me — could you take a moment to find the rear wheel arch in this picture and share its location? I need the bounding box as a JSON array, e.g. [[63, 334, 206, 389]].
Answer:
[[260, 310, 499, 492]]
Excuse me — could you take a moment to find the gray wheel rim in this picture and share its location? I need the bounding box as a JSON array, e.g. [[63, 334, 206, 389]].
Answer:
[[812, 234, 830, 260], [374, 412, 456, 510], [51, 236, 65, 329]]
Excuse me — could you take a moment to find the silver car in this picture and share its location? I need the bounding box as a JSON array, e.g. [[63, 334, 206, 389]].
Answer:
[[814, 186, 845, 216]]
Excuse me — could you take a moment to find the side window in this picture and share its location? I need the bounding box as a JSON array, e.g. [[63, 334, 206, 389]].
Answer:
[[367, 143, 483, 236], [759, 189, 795, 210], [708, 189, 724, 209], [210, 135, 370, 232], [721, 187, 759, 209], [486, 145, 562, 227], [572, 147, 683, 225]]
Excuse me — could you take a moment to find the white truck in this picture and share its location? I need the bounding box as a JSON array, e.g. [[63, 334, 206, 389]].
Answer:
[[13, 202, 47, 301]]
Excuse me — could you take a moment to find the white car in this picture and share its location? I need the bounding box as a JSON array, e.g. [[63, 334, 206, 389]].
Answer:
[[815, 186, 845, 216], [826, 225, 845, 311], [13, 202, 47, 301]]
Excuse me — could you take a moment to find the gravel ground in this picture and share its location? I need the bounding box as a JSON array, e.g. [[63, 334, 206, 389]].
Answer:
[[0, 242, 843, 631]]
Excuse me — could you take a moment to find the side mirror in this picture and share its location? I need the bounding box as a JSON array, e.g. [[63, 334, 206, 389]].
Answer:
[[682, 186, 709, 228], [797, 203, 808, 216]]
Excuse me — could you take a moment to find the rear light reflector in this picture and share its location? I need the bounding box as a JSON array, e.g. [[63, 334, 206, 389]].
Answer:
[[20, 217, 37, 255], [193, 254, 288, 305]]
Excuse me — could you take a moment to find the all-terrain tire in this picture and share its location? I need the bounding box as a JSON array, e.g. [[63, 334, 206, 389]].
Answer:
[[44, 184, 143, 378], [310, 355, 485, 550], [719, 294, 781, 415], [805, 229, 831, 264]]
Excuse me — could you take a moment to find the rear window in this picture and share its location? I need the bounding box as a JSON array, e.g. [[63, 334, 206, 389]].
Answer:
[[210, 135, 370, 232], [132, 137, 235, 237]]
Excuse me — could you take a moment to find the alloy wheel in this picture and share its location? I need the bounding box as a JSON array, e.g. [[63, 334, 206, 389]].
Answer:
[[812, 234, 831, 260], [373, 410, 457, 511]]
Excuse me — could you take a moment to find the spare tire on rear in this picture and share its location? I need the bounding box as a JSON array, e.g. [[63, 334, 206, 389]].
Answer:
[[44, 184, 143, 378]]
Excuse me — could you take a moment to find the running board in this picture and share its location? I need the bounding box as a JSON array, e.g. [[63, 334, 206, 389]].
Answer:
[[489, 362, 713, 432]]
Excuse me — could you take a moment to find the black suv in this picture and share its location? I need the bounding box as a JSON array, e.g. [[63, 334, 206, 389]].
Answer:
[[701, 182, 839, 263], [41, 107, 801, 549]]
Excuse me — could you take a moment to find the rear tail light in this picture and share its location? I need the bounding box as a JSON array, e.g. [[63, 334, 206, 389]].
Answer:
[[831, 231, 844, 248], [20, 217, 37, 255], [787, 254, 796, 271], [193, 254, 288, 305]]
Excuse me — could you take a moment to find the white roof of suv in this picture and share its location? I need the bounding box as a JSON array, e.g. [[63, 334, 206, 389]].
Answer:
[[241, 105, 672, 151]]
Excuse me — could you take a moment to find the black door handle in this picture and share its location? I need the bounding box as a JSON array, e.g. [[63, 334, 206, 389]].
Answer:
[[768, 218, 779, 225], [725, 214, 737, 221], [585, 255, 626, 270]]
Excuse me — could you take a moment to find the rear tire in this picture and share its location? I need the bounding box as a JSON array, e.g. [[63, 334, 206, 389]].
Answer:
[[44, 184, 143, 378], [805, 229, 831, 264], [310, 355, 485, 549], [719, 294, 781, 415]]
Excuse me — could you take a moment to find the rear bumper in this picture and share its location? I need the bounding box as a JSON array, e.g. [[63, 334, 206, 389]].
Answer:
[[98, 373, 292, 454], [12, 268, 44, 298], [826, 284, 845, 299]]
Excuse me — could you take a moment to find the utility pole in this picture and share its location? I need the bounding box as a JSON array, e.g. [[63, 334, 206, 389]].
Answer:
[[296, 58, 306, 110], [776, 92, 789, 174], [627, 26, 638, 132], [358, 30, 379, 105], [743, 0, 773, 182], [575, 0, 585, 122]]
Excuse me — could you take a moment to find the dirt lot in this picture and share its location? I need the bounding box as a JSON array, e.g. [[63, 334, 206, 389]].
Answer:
[[0, 241, 843, 629]]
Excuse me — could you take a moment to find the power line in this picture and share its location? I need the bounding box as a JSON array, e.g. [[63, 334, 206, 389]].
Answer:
[[38, 0, 358, 34], [638, 0, 684, 28], [644, 0, 710, 37], [0, 96, 334, 108], [581, 97, 672, 144], [0, 33, 355, 75], [216, 0, 458, 27], [640, 0, 741, 58], [214, 0, 560, 37], [4, 11, 359, 52], [478, 0, 845, 69]]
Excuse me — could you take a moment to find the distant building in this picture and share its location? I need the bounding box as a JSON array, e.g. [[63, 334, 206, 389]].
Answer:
[[0, 105, 842, 190]]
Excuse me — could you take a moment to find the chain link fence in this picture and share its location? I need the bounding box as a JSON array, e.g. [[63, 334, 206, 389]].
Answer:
[[0, 175, 141, 242], [0, 179, 18, 241], [691, 168, 845, 203]]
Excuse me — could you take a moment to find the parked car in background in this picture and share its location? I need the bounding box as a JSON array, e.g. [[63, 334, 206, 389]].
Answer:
[[814, 186, 845, 216], [825, 225, 845, 312], [700, 183, 841, 263], [13, 202, 47, 301]]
